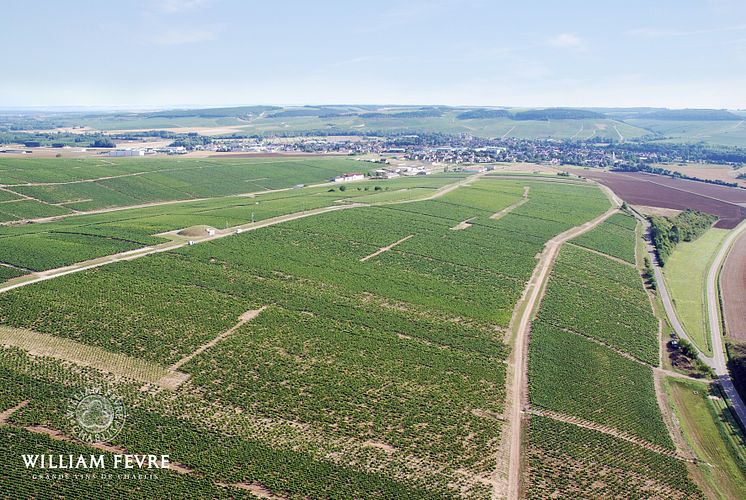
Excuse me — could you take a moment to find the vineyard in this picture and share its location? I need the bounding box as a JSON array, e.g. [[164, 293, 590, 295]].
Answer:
[[0, 351, 438, 499], [526, 416, 701, 499], [571, 212, 638, 263], [0, 157, 362, 212], [524, 203, 700, 496], [0, 175, 464, 276], [0, 175, 613, 497], [536, 245, 659, 364]]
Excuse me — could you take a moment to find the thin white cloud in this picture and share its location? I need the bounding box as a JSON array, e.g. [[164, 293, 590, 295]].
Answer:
[[154, 0, 212, 13], [627, 24, 746, 38], [547, 33, 583, 48], [146, 29, 216, 45]]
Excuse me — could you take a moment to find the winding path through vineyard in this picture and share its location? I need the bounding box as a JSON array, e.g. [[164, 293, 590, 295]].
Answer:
[[499, 199, 620, 500]]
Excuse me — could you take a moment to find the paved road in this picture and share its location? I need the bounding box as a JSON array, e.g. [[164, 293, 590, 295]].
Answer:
[[636, 213, 746, 431], [705, 220, 746, 427]]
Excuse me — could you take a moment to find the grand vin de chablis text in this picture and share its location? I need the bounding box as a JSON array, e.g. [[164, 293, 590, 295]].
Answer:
[[22, 454, 171, 470]]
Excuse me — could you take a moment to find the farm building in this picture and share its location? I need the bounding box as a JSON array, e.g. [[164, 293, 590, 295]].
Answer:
[[108, 149, 145, 157], [332, 173, 365, 182], [372, 169, 399, 179]]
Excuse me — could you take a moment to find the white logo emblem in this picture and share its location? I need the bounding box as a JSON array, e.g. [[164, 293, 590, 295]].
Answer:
[[66, 386, 127, 443]]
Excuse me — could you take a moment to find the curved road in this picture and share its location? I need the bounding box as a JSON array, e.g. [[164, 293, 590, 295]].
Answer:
[[637, 214, 746, 430]]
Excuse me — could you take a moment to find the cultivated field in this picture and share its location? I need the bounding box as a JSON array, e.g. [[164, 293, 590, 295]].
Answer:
[[0, 157, 364, 215], [0, 166, 616, 498], [580, 169, 746, 228], [653, 163, 746, 189], [721, 230, 746, 342], [524, 210, 702, 497], [7, 156, 743, 498], [0, 168, 466, 280]]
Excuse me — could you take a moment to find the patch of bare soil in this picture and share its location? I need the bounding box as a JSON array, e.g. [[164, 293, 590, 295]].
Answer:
[[450, 218, 475, 230], [363, 440, 397, 454], [721, 231, 746, 341], [178, 225, 217, 237], [359, 234, 413, 261], [632, 205, 683, 218]]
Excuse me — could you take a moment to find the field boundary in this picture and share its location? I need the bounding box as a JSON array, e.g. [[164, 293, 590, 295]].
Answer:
[[359, 235, 414, 262], [527, 408, 694, 462], [161, 307, 267, 390], [490, 186, 530, 220], [0, 325, 174, 384]]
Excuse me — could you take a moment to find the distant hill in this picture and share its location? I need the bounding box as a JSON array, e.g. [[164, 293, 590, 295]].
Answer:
[[144, 106, 280, 118], [360, 108, 446, 119], [639, 109, 742, 121], [512, 108, 606, 120], [456, 109, 511, 120], [269, 108, 344, 118]]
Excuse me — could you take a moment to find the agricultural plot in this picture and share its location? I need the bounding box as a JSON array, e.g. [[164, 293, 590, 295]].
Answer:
[[571, 212, 638, 263], [0, 175, 463, 273], [525, 205, 694, 494], [0, 428, 259, 499], [0, 157, 364, 216], [0, 351, 444, 499], [0, 233, 142, 272], [536, 245, 659, 364], [722, 231, 746, 342], [526, 416, 701, 499], [0, 189, 22, 202], [0, 266, 26, 282], [0, 199, 72, 220], [0, 176, 610, 497], [581, 169, 746, 229], [528, 323, 671, 446]]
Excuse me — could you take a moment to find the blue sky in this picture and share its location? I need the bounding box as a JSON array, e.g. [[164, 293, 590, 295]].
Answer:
[[2, 0, 745, 109]]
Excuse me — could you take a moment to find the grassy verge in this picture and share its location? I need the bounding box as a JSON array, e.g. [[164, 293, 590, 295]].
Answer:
[[664, 377, 746, 499], [663, 227, 729, 355]]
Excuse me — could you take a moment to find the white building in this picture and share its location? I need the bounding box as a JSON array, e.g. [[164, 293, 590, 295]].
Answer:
[[332, 173, 365, 183], [108, 149, 145, 157]]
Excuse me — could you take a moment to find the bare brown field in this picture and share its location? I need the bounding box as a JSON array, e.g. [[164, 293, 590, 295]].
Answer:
[[654, 163, 746, 189], [623, 172, 746, 204], [579, 170, 746, 228], [721, 231, 746, 341]]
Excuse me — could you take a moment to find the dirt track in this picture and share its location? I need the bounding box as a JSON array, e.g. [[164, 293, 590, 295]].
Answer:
[[359, 235, 413, 262], [499, 202, 620, 500]]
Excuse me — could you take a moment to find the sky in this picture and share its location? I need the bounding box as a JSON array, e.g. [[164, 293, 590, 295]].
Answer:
[[2, 0, 746, 109]]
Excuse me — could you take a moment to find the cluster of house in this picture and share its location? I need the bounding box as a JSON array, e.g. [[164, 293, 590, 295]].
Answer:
[[107, 147, 188, 157], [370, 166, 431, 179], [332, 173, 366, 183]]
